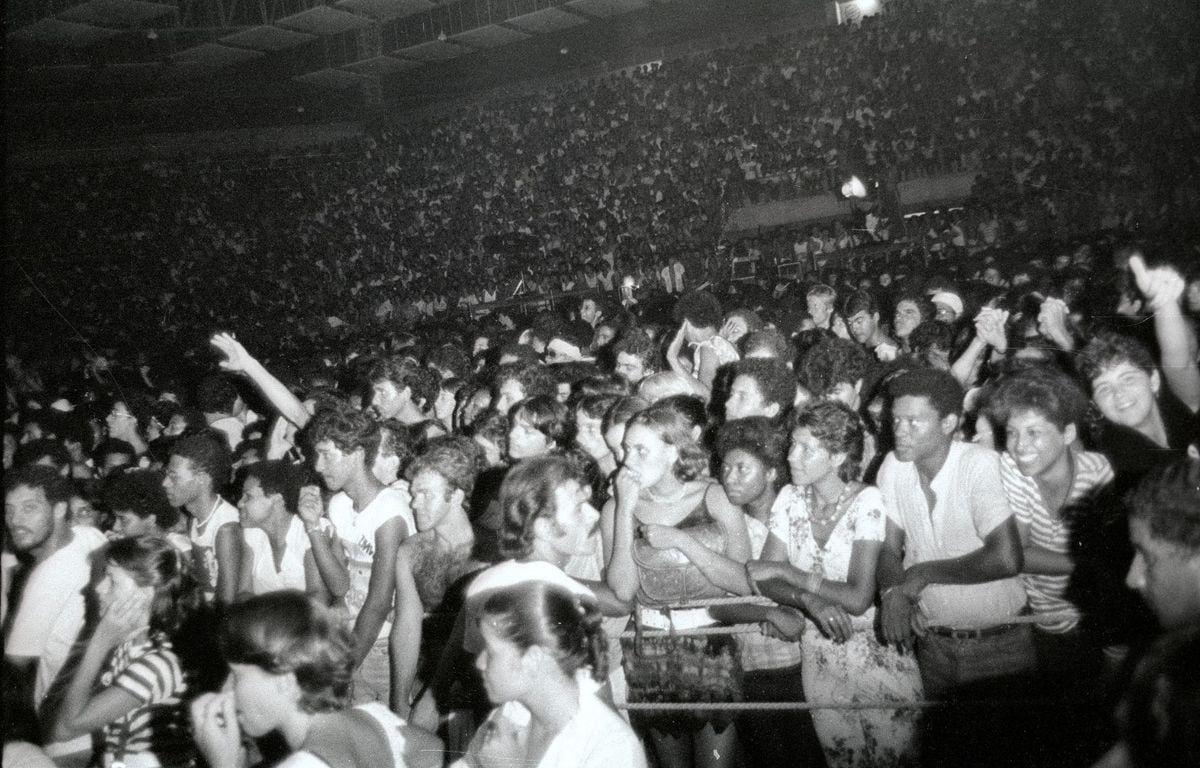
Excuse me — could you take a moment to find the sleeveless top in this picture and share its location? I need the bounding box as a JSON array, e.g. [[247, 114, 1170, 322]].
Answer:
[[631, 482, 730, 607]]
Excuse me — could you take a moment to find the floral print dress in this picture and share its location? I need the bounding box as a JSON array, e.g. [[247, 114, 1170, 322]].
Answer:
[[768, 484, 923, 768]]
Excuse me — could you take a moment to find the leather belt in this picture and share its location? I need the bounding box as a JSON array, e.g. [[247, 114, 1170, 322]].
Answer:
[[928, 622, 1021, 641]]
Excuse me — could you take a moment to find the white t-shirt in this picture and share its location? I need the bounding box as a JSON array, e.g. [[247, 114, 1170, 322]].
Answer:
[[5, 526, 106, 707], [242, 516, 313, 595], [456, 684, 647, 768], [328, 487, 414, 636], [189, 498, 240, 599]]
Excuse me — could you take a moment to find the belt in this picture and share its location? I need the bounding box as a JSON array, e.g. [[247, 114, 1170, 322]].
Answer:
[[928, 622, 1021, 641]]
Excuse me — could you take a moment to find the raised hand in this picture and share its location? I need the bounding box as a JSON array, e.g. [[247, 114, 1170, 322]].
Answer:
[[210, 332, 254, 373], [191, 692, 246, 768], [974, 307, 1010, 351], [297, 485, 325, 528], [1129, 254, 1185, 313]]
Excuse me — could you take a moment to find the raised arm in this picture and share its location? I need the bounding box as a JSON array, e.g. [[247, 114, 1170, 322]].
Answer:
[[210, 333, 311, 428], [51, 591, 150, 742], [298, 486, 349, 600], [1130, 255, 1200, 413], [603, 469, 641, 603]]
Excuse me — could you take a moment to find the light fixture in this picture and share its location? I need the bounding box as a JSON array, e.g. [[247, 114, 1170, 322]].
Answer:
[[437, 30, 447, 41], [840, 176, 868, 199], [146, 28, 158, 40]]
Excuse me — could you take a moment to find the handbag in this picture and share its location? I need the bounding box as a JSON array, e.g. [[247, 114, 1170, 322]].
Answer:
[[631, 521, 731, 606]]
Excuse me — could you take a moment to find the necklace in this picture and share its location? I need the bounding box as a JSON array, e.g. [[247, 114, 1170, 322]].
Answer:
[[193, 496, 222, 532], [807, 482, 853, 526]]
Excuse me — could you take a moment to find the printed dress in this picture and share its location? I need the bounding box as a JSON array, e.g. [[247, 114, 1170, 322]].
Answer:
[[768, 484, 923, 768]]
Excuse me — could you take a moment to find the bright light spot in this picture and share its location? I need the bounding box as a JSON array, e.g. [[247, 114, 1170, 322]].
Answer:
[[858, 0, 880, 15]]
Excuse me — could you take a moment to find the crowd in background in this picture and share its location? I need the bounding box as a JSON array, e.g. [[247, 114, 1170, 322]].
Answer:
[[4, 0, 1200, 767]]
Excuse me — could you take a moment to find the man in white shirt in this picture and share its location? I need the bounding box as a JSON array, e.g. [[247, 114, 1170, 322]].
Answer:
[[308, 406, 413, 704], [4, 464, 106, 759], [876, 368, 1033, 699]]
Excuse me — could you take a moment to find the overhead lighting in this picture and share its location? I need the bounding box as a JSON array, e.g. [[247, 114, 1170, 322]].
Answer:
[[840, 176, 868, 199]]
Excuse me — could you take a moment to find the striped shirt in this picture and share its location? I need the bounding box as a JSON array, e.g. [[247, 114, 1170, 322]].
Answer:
[[1000, 450, 1113, 633], [100, 633, 193, 766]]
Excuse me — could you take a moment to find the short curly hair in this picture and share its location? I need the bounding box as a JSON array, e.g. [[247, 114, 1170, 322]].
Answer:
[[715, 417, 788, 489], [788, 401, 865, 482], [103, 469, 179, 530], [983, 363, 1090, 431], [170, 432, 233, 491], [493, 362, 558, 404], [888, 367, 964, 419], [242, 460, 307, 516], [730, 358, 797, 414], [368, 356, 441, 413], [406, 442, 479, 503], [220, 591, 354, 714], [626, 400, 710, 482], [797, 338, 870, 398], [1076, 331, 1157, 386], [307, 405, 381, 466]]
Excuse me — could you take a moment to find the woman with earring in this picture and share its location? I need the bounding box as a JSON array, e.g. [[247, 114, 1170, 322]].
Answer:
[[190, 590, 442, 768], [51, 535, 217, 768], [746, 402, 922, 767], [457, 580, 646, 768]]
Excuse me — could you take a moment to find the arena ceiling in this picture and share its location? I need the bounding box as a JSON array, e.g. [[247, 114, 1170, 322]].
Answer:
[[6, 0, 820, 140]]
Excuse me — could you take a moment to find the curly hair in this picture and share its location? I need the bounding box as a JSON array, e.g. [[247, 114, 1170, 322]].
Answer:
[[715, 416, 789, 490], [367, 356, 441, 413], [242, 460, 307, 516], [1127, 458, 1200, 551], [1076, 330, 1158, 385], [730, 358, 797, 413], [4, 462, 73, 506], [498, 454, 589, 559], [909, 320, 956, 357], [888, 367, 964, 419], [626, 400, 710, 482], [170, 432, 233, 491], [406, 443, 480, 502], [983, 363, 1090, 431], [480, 581, 607, 684], [102, 469, 179, 530], [788, 401, 865, 482], [612, 328, 660, 371], [797, 338, 870, 397], [307, 405, 381, 466], [672, 290, 724, 331], [220, 590, 355, 714]]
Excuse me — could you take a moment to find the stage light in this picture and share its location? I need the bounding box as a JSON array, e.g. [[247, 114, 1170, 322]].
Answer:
[[858, 0, 880, 15], [841, 176, 868, 199]]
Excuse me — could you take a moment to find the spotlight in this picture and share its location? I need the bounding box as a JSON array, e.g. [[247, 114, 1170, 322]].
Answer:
[[840, 176, 868, 199]]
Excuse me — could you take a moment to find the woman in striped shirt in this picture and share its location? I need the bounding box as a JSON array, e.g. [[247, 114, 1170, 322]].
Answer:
[[52, 535, 210, 768], [987, 364, 1113, 682]]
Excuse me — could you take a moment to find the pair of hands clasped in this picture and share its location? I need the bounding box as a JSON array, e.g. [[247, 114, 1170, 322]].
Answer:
[[745, 560, 854, 644]]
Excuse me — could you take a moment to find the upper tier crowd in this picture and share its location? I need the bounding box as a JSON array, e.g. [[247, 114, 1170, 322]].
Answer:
[[5, 0, 1200, 767], [7, 0, 1197, 367]]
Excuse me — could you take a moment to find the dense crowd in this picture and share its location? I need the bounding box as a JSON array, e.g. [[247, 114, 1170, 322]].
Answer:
[[5, 0, 1200, 767], [7, 0, 1198, 368]]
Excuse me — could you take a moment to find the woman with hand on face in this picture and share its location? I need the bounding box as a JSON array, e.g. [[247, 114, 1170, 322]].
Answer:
[[745, 402, 922, 768], [190, 591, 442, 768], [603, 401, 750, 768], [51, 535, 216, 768], [456, 581, 646, 768], [665, 291, 739, 401]]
